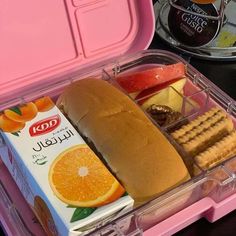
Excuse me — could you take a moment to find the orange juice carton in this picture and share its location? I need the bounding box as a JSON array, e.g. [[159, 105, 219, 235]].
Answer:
[[0, 97, 134, 235]]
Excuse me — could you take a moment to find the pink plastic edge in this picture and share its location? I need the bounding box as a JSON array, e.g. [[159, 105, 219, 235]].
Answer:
[[144, 194, 236, 236]]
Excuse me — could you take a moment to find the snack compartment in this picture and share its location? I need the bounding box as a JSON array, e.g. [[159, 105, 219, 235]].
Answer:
[[135, 86, 198, 128]]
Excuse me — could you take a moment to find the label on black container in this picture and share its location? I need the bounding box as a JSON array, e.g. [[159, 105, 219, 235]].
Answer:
[[168, 0, 220, 47]]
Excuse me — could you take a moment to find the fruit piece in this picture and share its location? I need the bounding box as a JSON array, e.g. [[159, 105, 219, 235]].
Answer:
[[136, 77, 187, 102], [4, 102, 38, 122], [34, 96, 55, 112], [141, 86, 184, 112], [129, 91, 140, 99], [0, 114, 25, 133], [49, 145, 125, 208], [116, 62, 186, 93], [34, 196, 57, 236], [140, 78, 186, 112], [137, 78, 186, 110], [186, 97, 200, 112]]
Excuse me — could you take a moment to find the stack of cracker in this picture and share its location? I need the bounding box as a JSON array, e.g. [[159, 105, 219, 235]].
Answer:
[[171, 107, 236, 175]]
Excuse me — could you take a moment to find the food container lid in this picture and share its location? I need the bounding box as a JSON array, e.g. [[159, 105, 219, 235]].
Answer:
[[0, 0, 155, 101]]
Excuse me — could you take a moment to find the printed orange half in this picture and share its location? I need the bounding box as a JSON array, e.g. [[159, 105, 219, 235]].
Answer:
[[4, 102, 38, 122], [34, 96, 55, 112], [49, 145, 125, 207], [0, 114, 25, 133]]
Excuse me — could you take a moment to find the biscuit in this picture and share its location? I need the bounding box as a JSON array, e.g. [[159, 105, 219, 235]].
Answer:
[[176, 109, 229, 144], [182, 118, 233, 156], [171, 107, 236, 176], [171, 107, 234, 156], [194, 131, 236, 171], [171, 107, 222, 140]]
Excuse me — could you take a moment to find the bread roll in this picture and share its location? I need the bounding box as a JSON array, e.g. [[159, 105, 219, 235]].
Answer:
[[57, 78, 190, 203]]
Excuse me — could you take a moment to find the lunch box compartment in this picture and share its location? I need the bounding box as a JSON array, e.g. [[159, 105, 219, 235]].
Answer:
[[1, 50, 236, 235]]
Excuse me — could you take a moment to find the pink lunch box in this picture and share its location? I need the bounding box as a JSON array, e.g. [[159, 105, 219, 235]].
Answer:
[[0, 1, 236, 235]]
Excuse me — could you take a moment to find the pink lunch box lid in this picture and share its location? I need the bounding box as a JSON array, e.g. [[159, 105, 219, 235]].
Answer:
[[0, 0, 155, 101]]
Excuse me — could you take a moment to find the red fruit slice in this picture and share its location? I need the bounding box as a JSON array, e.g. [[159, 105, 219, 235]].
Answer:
[[136, 77, 187, 105], [135, 78, 181, 102], [116, 62, 186, 93]]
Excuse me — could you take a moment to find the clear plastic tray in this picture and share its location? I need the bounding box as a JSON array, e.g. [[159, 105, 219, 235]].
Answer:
[[0, 50, 236, 235]]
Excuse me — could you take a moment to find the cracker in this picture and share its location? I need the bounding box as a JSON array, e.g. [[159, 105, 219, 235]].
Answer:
[[177, 111, 229, 144], [171, 107, 234, 157], [182, 118, 234, 156], [194, 131, 236, 171], [171, 107, 224, 140]]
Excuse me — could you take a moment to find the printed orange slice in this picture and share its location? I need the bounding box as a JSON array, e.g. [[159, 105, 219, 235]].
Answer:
[[34, 96, 55, 112], [49, 145, 125, 207], [4, 102, 38, 122], [0, 114, 25, 133]]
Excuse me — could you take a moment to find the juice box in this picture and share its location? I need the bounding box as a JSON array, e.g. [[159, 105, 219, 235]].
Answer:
[[0, 97, 134, 235]]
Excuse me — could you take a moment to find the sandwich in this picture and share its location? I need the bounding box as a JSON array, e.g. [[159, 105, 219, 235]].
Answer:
[[57, 78, 190, 204]]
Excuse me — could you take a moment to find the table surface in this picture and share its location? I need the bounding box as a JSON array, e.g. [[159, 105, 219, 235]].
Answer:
[[150, 29, 236, 236]]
